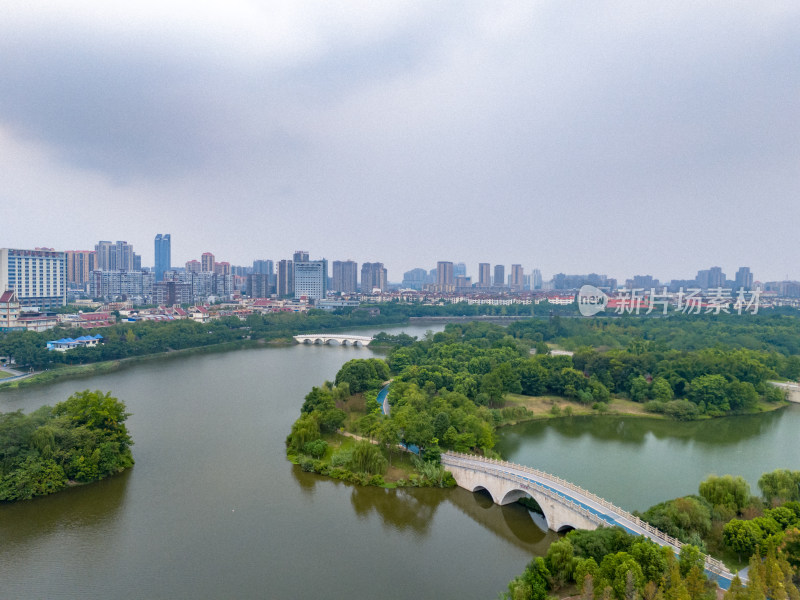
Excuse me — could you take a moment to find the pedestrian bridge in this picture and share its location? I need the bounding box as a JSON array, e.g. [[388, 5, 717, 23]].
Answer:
[[293, 334, 374, 346], [442, 452, 740, 588]]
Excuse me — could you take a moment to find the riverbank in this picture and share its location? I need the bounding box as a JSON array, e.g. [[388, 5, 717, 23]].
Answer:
[[0, 338, 269, 391]]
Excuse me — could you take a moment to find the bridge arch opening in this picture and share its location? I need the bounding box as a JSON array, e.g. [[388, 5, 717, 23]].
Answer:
[[471, 486, 496, 506], [514, 494, 545, 517], [313, 339, 323, 345], [557, 525, 576, 534]]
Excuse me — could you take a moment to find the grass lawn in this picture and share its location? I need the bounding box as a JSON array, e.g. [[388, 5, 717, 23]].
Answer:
[[0, 369, 16, 380], [503, 393, 657, 419]]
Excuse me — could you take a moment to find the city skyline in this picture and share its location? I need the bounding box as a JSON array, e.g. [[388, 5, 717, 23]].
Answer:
[[1, 4, 798, 283]]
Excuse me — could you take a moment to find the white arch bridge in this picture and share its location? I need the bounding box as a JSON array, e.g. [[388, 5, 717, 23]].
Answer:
[[293, 334, 374, 346], [442, 452, 741, 589]]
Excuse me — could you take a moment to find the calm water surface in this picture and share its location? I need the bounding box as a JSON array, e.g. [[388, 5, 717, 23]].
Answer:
[[1, 323, 797, 598]]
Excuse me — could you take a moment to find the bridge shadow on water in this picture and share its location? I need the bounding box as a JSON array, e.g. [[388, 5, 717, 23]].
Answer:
[[444, 487, 559, 553], [290, 466, 558, 552]]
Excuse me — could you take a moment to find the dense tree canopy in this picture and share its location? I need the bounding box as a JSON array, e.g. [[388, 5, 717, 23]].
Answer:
[[0, 390, 134, 501]]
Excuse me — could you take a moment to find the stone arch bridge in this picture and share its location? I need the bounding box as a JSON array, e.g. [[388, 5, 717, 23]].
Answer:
[[293, 334, 374, 346], [442, 452, 740, 589]]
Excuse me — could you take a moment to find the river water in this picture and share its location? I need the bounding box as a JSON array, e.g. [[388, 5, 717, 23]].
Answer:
[[1, 323, 798, 599]]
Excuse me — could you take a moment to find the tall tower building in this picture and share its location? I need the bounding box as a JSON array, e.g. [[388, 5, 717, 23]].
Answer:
[[277, 260, 294, 297], [437, 261, 454, 292], [0, 248, 67, 309], [253, 260, 273, 276], [66, 250, 96, 286], [493, 265, 505, 288], [154, 234, 171, 282], [532, 269, 543, 290], [361, 263, 387, 293], [293, 251, 309, 263], [478, 263, 491, 288], [332, 260, 358, 294], [201, 252, 215, 273], [294, 259, 328, 300], [735, 267, 754, 290], [95, 240, 135, 271], [510, 264, 524, 291], [454, 262, 467, 278], [186, 260, 201, 274]]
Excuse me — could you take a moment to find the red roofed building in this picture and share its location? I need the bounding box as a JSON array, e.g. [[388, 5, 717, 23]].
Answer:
[[76, 312, 116, 328]]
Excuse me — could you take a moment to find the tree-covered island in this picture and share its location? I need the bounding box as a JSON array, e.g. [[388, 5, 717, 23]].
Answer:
[[0, 390, 133, 501]]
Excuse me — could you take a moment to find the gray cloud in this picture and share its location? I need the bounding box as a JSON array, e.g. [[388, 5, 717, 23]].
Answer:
[[1, 2, 798, 282]]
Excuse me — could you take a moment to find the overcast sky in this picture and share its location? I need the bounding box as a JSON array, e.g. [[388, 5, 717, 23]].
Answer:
[[1, 2, 798, 283]]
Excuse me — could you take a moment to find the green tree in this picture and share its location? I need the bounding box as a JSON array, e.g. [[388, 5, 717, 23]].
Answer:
[[698, 475, 751, 515], [758, 469, 800, 505]]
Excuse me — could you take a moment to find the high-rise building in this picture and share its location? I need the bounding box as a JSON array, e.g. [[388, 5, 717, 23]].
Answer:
[[454, 262, 467, 278], [532, 269, 543, 290], [0, 248, 67, 309], [247, 274, 270, 298], [65, 250, 96, 286], [95, 240, 135, 271], [214, 262, 231, 276], [201, 252, 215, 272], [293, 251, 309, 263], [437, 261, 454, 292], [294, 260, 328, 300], [494, 264, 505, 288], [735, 267, 754, 290], [401, 268, 428, 290], [154, 234, 171, 282], [332, 260, 358, 294], [478, 263, 491, 287], [90, 270, 153, 301], [361, 263, 387, 293], [277, 260, 294, 297], [510, 264, 524, 291], [185, 260, 201, 274], [253, 260, 273, 276], [708, 266, 725, 289]]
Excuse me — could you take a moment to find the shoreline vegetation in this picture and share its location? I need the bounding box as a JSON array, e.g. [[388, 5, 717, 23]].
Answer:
[[0, 390, 134, 502], [286, 317, 798, 491], [501, 469, 800, 600]]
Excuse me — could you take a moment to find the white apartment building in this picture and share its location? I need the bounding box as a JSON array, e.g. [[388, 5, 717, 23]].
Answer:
[[0, 248, 67, 310]]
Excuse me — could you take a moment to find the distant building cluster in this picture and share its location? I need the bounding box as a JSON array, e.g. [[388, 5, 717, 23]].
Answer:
[[4, 233, 800, 336]]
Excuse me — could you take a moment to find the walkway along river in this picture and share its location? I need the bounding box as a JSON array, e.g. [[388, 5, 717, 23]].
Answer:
[[1, 323, 798, 598]]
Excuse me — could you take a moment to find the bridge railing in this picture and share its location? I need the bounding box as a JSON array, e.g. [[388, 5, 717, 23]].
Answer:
[[442, 452, 738, 582]]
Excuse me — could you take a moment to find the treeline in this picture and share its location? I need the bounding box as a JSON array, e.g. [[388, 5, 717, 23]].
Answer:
[[387, 322, 788, 419], [508, 311, 800, 356], [0, 390, 134, 501], [504, 527, 798, 600], [0, 302, 541, 372], [504, 469, 800, 600]]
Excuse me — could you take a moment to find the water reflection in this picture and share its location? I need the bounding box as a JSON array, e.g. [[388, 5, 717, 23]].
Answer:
[[350, 486, 443, 535], [446, 488, 557, 553], [0, 469, 131, 550], [500, 407, 789, 454]]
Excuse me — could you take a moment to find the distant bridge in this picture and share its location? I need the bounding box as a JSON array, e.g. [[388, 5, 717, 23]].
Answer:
[[293, 334, 374, 346], [442, 452, 741, 589]]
